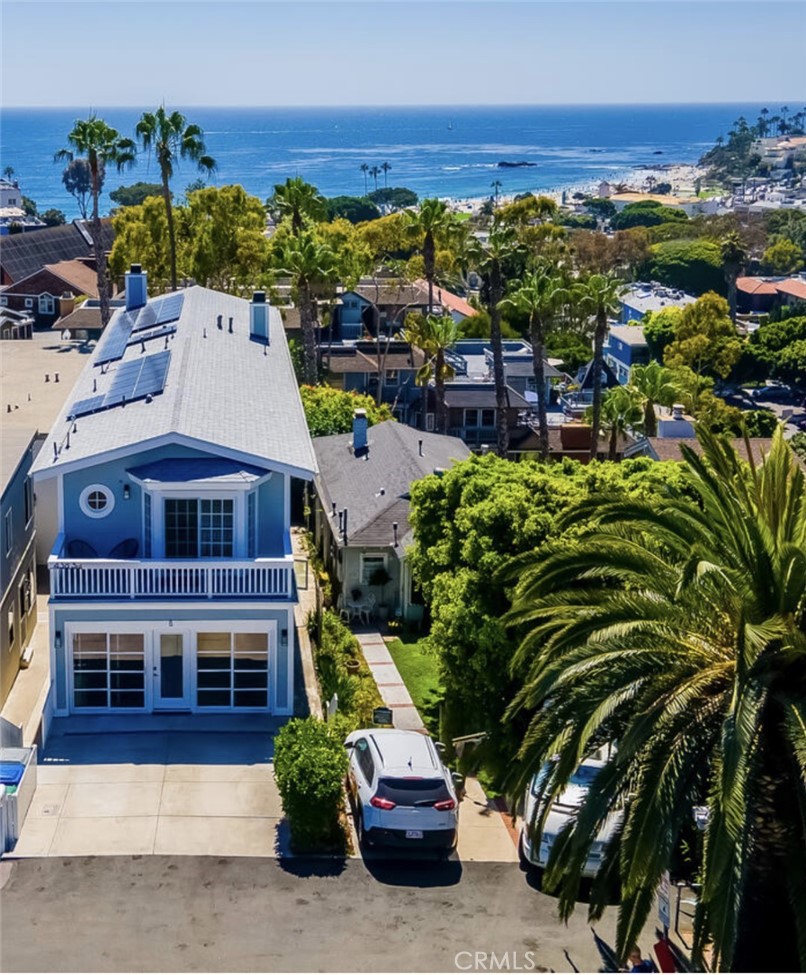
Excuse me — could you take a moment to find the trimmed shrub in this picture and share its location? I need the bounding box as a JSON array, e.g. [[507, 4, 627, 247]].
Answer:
[[314, 610, 383, 729], [274, 717, 348, 852], [642, 239, 724, 296]]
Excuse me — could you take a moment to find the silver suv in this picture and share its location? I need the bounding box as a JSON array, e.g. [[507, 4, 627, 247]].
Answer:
[[345, 728, 461, 851]]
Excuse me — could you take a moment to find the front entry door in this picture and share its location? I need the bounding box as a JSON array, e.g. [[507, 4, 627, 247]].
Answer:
[[153, 632, 191, 709]]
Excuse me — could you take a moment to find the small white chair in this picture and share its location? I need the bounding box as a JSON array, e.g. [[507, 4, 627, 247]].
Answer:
[[359, 592, 377, 625], [336, 593, 351, 624]]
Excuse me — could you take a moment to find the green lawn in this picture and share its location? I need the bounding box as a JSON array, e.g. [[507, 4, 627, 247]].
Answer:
[[386, 637, 443, 735]]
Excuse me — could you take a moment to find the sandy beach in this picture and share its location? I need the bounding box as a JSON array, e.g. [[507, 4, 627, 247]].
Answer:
[[443, 162, 708, 214]]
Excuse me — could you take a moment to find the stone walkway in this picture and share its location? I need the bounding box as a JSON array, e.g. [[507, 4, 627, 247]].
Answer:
[[354, 631, 424, 732], [354, 629, 518, 862]]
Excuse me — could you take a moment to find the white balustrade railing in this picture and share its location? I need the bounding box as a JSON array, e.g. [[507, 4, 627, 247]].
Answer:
[[48, 539, 294, 600]]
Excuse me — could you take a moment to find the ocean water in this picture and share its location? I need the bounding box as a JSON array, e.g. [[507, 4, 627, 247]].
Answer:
[[0, 103, 771, 219]]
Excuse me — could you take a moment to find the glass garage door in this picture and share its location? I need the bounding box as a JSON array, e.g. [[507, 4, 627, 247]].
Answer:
[[72, 632, 146, 709], [196, 632, 269, 708]]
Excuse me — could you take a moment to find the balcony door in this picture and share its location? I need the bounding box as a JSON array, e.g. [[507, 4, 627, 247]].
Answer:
[[164, 498, 234, 558], [153, 631, 191, 709]]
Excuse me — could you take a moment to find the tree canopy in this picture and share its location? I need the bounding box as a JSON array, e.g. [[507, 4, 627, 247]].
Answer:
[[109, 182, 163, 208], [300, 386, 393, 438]]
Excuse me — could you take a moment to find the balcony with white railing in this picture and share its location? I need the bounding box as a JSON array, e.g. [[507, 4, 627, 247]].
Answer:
[[48, 533, 300, 601]]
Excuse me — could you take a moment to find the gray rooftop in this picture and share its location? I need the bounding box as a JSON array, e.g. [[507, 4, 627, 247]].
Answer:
[[621, 284, 696, 315], [32, 286, 317, 480], [313, 421, 470, 549], [607, 325, 648, 347], [1, 427, 38, 497]]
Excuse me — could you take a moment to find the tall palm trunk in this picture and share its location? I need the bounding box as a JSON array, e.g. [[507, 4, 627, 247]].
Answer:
[[435, 347, 448, 435], [529, 315, 549, 460], [589, 307, 607, 460], [731, 728, 800, 972], [424, 231, 435, 314], [726, 268, 738, 324], [91, 159, 111, 327], [643, 399, 657, 438], [300, 280, 318, 386], [162, 170, 179, 292], [489, 260, 509, 458]]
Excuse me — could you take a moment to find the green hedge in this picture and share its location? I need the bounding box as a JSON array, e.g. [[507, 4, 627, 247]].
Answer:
[[274, 717, 348, 852], [313, 610, 383, 729], [642, 239, 725, 296]]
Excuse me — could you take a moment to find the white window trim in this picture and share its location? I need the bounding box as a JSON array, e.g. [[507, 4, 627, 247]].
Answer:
[[38, 293, 55, 314], [5, 507, 13, 556], [360, 551, 388, 586], [65, 620, 278, 714], [24, 298, 34, 308], [154, 490, 244, 560], [79, 483, 115, 519]]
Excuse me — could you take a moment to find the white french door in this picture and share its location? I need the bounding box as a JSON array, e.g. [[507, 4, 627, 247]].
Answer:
[[153, 630, 192, 709]]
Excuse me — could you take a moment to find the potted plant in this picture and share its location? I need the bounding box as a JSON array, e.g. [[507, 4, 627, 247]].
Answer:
[[368, 565, 393, 622]]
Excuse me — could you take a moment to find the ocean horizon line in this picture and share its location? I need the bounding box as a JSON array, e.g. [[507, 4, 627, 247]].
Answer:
[[3, 100, 801, 112]]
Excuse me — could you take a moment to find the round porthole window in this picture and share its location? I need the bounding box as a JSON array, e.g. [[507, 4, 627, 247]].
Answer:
[[79, 484, 115, 519]]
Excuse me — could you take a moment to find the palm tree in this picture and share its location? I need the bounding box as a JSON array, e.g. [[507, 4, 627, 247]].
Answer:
[[269, 176, 326, 237], [629, 361, 678, 437], [404, 313, 461, 434], [499, 266, 569, 460], [55, 114, 136, 325], [381, 161, 392, 188], [135, 106, 216, 292], [370, 166, 380, 192], [576, 273, 625, 460], [278, 231, 337, 385], [404, 198, 457, 316], [2, 166, 14, 182], [475, 221, 523, 457], [505, 428, 806, 971], [491, 179, 502, 205], [360, 163, 369, 195], [597, 384, 644, 460], [720, 232, 747, 324]]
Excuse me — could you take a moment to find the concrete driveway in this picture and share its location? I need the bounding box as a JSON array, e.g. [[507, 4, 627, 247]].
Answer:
[[12, 715, 284, 858]]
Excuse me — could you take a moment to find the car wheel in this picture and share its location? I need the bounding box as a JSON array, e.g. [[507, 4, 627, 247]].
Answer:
[[518, 831, 530, 870], [356, 809, 371, 849]]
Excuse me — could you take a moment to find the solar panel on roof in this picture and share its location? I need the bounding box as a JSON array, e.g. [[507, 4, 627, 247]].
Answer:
[[95, 315, 135, 365], [104, 359, 142, 405], [127, 324, 176, 347], [69, 395, 106, 418], [131, 293, 184, 332], [133, 350, 171, 398]]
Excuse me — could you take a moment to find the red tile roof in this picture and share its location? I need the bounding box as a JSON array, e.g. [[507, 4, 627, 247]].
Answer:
[[736, 277, 778, 296], [415, 280, 476, 318], [777, 279, 806, 301]]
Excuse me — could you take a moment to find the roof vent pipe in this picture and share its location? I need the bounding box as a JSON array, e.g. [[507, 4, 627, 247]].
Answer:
[[393, 522, 399, 547], [228, 317, 233, 334], [217, 314, 223, 330], [418, 439, 423, 457], [125, 264, 148, 311]]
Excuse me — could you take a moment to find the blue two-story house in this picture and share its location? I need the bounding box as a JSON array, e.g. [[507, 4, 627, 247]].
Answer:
[[31, 267, 316, 718]]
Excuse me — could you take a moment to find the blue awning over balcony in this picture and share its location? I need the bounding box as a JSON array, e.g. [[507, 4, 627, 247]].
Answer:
[[127, 457, 270, 485]]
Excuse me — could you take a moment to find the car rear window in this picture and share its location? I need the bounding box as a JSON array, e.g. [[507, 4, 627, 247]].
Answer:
[[376, 777, 451, 806]]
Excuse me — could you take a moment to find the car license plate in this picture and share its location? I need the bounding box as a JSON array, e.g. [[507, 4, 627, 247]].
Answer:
[[406, 829, 423, 839]]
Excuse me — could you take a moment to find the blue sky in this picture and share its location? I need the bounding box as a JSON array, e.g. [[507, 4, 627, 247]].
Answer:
[[2, 1, 804, 107]]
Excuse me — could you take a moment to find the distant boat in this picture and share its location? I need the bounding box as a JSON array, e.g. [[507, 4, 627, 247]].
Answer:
[[497, 160, 537, 168], [447, 120, 454, 131]]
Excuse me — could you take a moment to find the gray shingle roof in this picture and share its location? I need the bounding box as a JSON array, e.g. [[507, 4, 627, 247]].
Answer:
[[32, 286, 317, 480], [0, 219, 114, 283], [313, 421, 471, 549]]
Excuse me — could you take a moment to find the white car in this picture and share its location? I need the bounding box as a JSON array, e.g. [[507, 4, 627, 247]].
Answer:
[[519, 746, 619, 878], [345, 728, 461, 852]]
